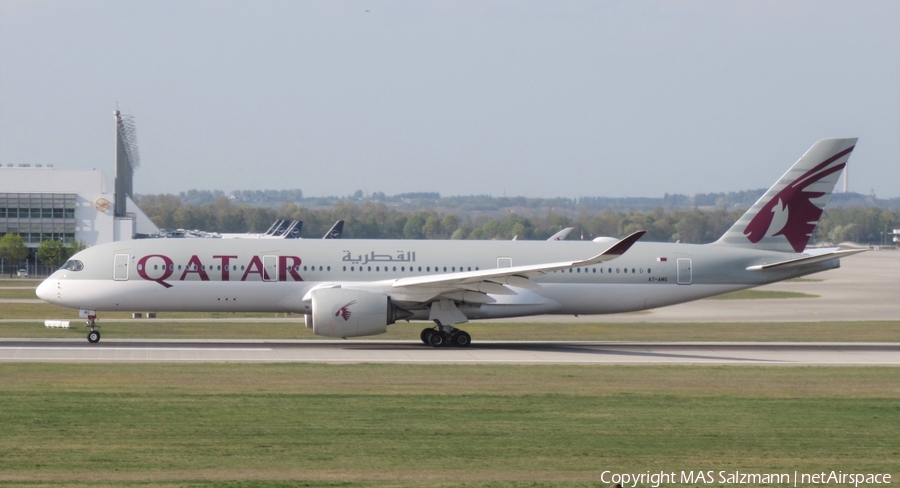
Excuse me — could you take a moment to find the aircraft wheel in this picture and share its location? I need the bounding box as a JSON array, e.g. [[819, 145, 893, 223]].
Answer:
[[454, 331, 471, 348], [428, 331, 447, 347], [420, 328, 433, 345], [87, 330, 101, 344]]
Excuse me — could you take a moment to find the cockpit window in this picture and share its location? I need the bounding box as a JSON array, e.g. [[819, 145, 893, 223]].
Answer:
[[61, 260, 84, 272]]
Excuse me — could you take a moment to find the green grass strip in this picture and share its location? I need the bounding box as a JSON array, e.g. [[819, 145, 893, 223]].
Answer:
[[0, 364, 897, 487]]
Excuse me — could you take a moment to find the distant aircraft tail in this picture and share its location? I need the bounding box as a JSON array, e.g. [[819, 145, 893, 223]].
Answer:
[[714, 138, 857, 253], [323, 220, 344, 239]]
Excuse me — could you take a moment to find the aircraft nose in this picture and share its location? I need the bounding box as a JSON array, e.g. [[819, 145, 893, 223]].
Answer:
[[36, 279, 56, 302]]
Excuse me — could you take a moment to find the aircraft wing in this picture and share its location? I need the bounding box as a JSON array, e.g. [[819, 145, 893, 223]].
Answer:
[[296, 231, 644, 308], [746, 248, 865, 271], [390, 231, 645, 297]]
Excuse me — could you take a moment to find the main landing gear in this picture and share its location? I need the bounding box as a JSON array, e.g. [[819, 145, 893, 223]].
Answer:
[[420, 326, 471, 348], [86, 315, 100, 344]]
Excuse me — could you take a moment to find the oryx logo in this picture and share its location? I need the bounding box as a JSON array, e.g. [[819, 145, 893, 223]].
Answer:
[[744, 146, 853, 252], [333, 300, 357, 321]]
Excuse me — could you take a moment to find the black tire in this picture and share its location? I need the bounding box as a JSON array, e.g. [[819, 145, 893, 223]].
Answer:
[[87, 330, 101, 344], [454, 331, 471, 347], [420, 328, 433, 345], [428, 331, 446, 347]]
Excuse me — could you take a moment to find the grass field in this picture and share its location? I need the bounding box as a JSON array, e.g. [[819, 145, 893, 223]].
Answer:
[[0, 364, 897, 487], [2, 319, 899, 342], [0, 288, 40, 299], [0, 279, 42, 286]]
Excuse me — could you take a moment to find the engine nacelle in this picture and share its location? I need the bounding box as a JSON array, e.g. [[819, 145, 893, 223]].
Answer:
[[310, 288, 408, 338]]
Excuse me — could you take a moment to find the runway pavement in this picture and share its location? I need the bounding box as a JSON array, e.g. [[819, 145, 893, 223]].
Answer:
[[1, 339, 897, 364]]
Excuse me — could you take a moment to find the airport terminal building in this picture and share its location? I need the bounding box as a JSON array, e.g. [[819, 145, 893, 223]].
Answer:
[[0, 112, 159, 275]]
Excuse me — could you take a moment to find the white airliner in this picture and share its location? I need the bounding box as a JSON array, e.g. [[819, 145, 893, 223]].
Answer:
[[37, 138, 862, 346]]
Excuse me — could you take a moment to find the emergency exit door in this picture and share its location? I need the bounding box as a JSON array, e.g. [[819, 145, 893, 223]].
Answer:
[[675, 258, 693, 285], [676, 258, 692, 285], [113, 254, 129, 281]]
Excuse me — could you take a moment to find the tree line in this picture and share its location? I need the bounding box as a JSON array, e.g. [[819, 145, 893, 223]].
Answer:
[[136, 195, 900, 245], [0, 234, 86, 277]]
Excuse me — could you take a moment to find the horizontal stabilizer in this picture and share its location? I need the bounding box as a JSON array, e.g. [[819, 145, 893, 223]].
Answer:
[[746, 249, 865, 271]]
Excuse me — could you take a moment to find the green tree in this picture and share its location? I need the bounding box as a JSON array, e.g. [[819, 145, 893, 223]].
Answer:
[[403, 215, 426, 239], [37, 240, 68, 269], [67, 240, 88, 257], [422, 216, 442, 239], [0, 234, 29, 277]]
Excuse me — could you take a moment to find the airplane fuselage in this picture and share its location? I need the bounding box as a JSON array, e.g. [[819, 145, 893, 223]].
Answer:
[[37, 237, 838, 321]]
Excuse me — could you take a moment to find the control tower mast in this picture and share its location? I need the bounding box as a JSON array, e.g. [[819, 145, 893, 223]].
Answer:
[[114, 110, 141, 217]]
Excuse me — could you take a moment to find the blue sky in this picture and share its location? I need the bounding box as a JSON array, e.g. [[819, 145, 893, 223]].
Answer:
[[1, 1, 898, 198]]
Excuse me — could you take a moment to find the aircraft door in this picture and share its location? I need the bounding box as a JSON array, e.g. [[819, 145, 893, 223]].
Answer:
[[676, 258, 692, 285], [113, 254, 129, 281], [263, 255, 278, 282]]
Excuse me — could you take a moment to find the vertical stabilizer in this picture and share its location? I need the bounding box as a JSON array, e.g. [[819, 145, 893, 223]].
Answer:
[[714, 138, 857, 253]]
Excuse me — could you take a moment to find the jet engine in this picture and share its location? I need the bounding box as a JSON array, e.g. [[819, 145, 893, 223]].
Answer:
[[308, 288, 411, 338]]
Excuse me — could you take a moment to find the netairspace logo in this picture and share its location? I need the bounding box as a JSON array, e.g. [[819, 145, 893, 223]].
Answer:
[[600, 470, 892, 487]]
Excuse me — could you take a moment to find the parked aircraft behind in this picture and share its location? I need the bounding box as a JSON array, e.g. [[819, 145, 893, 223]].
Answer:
[[37, 138, 862, 345]]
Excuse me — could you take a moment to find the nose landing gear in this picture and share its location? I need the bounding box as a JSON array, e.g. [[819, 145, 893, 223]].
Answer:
[[85, 315, 100, 343]]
